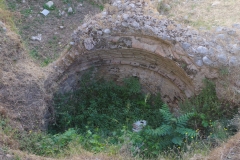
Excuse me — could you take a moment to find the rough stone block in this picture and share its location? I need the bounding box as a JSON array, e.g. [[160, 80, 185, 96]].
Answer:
[[203, 56, 213, 66], [229, 56, 238, 66], [196, 46, 208, 55], [155, 46, 166, 57], [195, 59, 203, 67], [217, 54, 228, 64], [132, 38, 143, 50]]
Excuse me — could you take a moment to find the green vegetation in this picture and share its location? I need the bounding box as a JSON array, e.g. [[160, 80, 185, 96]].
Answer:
[[0, 0, 17, 32], [180, 79, 235, 130], [0, 74, 238, 159], [50, 74, 163, 134], [29, 47, 53, 67], [18, 128, 78, 156], [219, 66, 229, 76], [43, 4, 56, 11], [20, 7, 32, 17]]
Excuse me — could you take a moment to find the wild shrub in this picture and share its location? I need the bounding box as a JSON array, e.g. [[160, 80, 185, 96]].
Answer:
[[130, 104, 198, 157], [180, 79, 234, 130], [18, 128, 78, 156]]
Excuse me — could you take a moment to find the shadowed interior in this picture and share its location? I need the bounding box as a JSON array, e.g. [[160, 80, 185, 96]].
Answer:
[[54, 48, 195, 107]]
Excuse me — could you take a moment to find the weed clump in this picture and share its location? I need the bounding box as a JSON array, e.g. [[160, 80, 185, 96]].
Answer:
[[49, 73, 164, 134]]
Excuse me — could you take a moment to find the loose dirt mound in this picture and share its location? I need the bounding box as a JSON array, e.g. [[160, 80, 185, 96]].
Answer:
[[0, 20, 48, 131]]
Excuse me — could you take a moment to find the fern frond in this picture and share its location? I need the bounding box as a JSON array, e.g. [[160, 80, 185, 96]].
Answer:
[[177, 112, 194, 127], [175, 127, 198, 137], [158, 136, 172, 150], [145, 125, 172, 136], [172, 136, 183, 145], [160, 104, 173, 123]]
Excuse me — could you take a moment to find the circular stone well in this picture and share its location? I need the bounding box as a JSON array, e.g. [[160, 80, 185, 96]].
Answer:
[[44, 0, 240, 109]]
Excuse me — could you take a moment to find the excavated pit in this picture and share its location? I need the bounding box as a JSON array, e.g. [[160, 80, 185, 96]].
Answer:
[[45, 35, 198, 109], [1, 0, 240, 133], [55, 49, 194, 106]]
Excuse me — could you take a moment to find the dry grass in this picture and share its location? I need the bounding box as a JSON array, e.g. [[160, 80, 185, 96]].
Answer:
[[215, 66, 240, 105], [0, 0, 17, 31], [164, 0, 240, 29], [10, 143, 132, 160], [207, 132, 240, 160]]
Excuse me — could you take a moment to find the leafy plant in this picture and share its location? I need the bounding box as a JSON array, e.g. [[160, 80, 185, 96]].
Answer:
[[18, 128, 77, 156], [137, 104, 198, 157], [43, 4, 56, 10], [79, 129, 106, 153], [41, 57, 52, 67], [29, 48, 40, 60], [180, 79, 234, 130], [49, 73, 163, 134]]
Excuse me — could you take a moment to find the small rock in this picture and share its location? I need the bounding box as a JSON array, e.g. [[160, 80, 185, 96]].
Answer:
[[82, 23, 87, 28], [232, 24, 240, 29], [41, 9, 50, 16], [203, 56, 213, 66], [68, 7, 73, 13], [196, 46, 208, 55], [229, 44, 240, 54], [212, 1, 220, 6], [31, 34, 42, 41], [217, 54, 228, 64], [163, 3, 171, 11], [227, 30, 236, 36], [215, 26, 224, 32], [216, 34, 225, 39], [131, 21, 140, 28], [122, 22, 128, 27], [195, 59, 203, 67], [209, 48, 215, 55], [97, 31, 102, 36], [129, 3, 135, 8], [59, 10, 65, 16], [46, 1, 54, 8], [216, 45, 223, 52], [122, 13, 129, 21], [77, 3, 83, 11], [103, 28, 111, 34], [2, 27, 7, 32], [125, 6, 131, 11], [6, 154, 12, 158], [84, 38, 95, 50], [182, 42, 191, 50], [102, 11, 107, 17], [229, 56, 238, 66]]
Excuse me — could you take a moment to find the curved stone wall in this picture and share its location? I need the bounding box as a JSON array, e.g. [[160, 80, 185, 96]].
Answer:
[[45, 0, 240, 106]]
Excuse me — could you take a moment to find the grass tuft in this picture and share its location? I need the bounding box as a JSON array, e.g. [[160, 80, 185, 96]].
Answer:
[[0, 0, 18, 32]]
